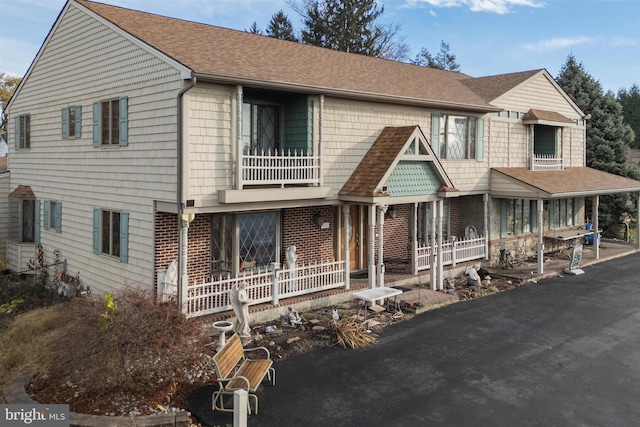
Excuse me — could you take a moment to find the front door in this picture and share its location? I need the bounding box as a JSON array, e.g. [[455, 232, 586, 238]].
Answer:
[[342, 205, 367, 270]]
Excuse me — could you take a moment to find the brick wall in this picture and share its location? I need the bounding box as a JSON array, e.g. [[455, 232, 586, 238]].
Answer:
[[383, 205, 409, 260], [449, 198, 463, 237], [282, 206, 335, 264], [154, 211, 211, 287]]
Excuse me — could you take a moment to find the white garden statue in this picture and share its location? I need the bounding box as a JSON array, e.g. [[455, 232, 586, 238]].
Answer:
[[229, 281, 252, 338], [285, 245, 298, 292]]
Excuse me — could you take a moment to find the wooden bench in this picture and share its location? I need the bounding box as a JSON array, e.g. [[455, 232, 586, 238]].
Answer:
[[212, 333, 275, 415]]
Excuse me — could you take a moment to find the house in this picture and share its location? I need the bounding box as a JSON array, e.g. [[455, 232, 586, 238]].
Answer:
[[6, 0, 640, 316]]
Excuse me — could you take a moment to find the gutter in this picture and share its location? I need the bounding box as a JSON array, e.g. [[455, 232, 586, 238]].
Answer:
[[176, 75, 196, 309], [192, 72, 501, 114]]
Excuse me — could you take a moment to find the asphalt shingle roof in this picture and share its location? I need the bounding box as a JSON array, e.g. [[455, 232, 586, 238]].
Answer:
[[76, 0, 499, 110], [340, 126, 417, 198], [493, 167, 640, 196], [523, 109, 574, 123]]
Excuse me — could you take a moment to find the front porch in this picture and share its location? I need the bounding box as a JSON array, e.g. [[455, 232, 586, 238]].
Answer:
[[197, 238, 638, 325]]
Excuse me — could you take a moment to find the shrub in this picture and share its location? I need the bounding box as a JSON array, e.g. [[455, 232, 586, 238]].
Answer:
[[33, 287, 209, 407]]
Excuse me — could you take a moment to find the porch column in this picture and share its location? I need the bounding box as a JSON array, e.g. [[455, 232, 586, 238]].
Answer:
[[537, 199, 544, 274], [637, 193, 640, 250], [235, 85, 243, 190], [377, 205, 387, 288], [483, 193, 489, 260], [593, 195, 600, 259], [411, 203, 418, 274], [430, 200, 437, 290], [343, 205, 350, 290], [436, 199, 444, 291], [368, 204, 377, 289], [179, 213, 194, 314]]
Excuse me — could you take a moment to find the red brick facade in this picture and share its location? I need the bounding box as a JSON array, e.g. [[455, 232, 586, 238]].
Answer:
[[449, 198, 463, 237], [282, 206, 335, 264]]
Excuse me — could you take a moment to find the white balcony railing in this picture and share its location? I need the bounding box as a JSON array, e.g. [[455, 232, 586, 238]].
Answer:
[[532, 154, 563, 171], [242, 148, 320, 187]]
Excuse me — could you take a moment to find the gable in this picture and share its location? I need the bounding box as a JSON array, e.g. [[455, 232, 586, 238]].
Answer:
[[385, 162, 442, 196], [340, 126, 455, 200], [489, 71, 584, 119]]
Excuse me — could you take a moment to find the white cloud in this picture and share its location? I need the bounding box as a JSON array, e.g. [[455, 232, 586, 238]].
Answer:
[[403, 0, 543, 14], [521, 36, 592, 53], [611, 35, 637, 47]]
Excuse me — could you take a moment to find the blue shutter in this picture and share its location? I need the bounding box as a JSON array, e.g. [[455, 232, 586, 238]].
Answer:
[[75, 106, 82, 138], [430, 113, 440, 158], [119, 211, 129, 263], [119, 96, 128, 147], [61, 108, 68, 139], [93, 208, 100, 254], [93, 102, 100, 147], [476, 118, 484, 162], [500, 199, 507, 238], [55, 201, 62, 233], [43, 200, 50, 230], [34, 200, 41, 245], [307, 97, 313, 151], [14, 117, 19, 150]]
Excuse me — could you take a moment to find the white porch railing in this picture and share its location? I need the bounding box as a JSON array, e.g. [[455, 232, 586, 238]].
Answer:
[[416, 236, 486, 272], [183, 260, 345, 318], [242, 148, 320, 187], [532, 154, 563, 171]]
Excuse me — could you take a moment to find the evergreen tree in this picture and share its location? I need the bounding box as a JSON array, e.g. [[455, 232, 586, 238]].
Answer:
[[411, 41, 460, 72], [556, 54, 640, 235], [617, 84, 640, 149], [293, 0, 407, 59], [267, 10, 298, 42], [246, 22, 263, 35]]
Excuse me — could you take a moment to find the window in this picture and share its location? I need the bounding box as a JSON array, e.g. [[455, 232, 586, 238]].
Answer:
[[44, 200, 62, 233], [93, 97, 128, 147], [549, 198, 577, 230], [533, 124, 557, 156], [8, 197, 37, 243], [62, 106, 82, 139], [431, 113, 483, 160], [93, 208, 129, 262], [14, 114, 31, 150], [211, 211, 279, 274], [440, 115, 476, 159], [501, 199, 538, 237], [242, 101, 280, 153]]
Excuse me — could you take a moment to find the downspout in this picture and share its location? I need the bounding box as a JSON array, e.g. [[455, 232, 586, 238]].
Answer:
[[319, 94, 324, 187], [177, 75, 196, 312]]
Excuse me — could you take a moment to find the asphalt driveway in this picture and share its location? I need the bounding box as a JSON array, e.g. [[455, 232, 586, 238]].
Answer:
[[189, 252, 640, 426]]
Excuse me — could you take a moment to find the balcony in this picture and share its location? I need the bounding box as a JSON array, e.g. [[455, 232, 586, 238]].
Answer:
[[531, 154, 563, 171], [241, 148, 320, 187]]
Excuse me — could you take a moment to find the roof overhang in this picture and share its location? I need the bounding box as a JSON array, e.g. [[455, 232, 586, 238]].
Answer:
[[9, 185, 35, 199], [522, 108, 575, 127], [491, 167, 640, 199], [194, 72, 502, 113]]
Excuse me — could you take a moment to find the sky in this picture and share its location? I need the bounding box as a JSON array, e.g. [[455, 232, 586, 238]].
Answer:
[[1, 0, 639, 94]]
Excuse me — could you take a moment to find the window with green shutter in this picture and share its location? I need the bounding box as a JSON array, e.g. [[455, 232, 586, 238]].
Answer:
[[62, 106, 82, 139], [14, 114, 31, 150], [93, 97, 128, 147], [93, 208, 129, 262]]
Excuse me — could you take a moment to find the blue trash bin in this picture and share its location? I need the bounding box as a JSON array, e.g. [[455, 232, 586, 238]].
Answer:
[[585, 223, 600, 246]]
